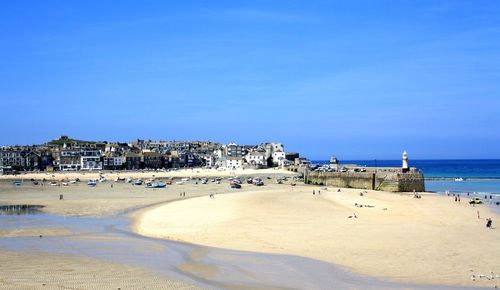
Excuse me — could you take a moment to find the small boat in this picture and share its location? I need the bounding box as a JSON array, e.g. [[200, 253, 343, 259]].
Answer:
[[176, 181, 184, 185], [181, 177, 190, 182], [50, 181, 58, 186], [253, 177, 264, 186], [13, 181, 22, 186], [455, 178, 465, 182], [62, 182, 69, 186], [69, 180, 77, 184], [146, 183, 166, 188], [87, 180, 97, 186], [134, 180, 143, 186], [230, 180, 242, 189], [98, 177, 106, 183], [126, 178, 132, 183], [247, 177, 253, 184], [115, 177, 126, 182]]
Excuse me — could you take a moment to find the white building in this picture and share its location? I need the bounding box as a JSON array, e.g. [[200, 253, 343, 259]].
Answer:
[[104, 155, 125, 169], [226, 142, 244, 157], [80, 150, 102, 170], [244, 150, 267, 168], [225, 157, 243, 169], [59, 149, 82, 171], [272, 151, 286, 167], [261, 142, 285, 159], [204, 155, 216, 168]]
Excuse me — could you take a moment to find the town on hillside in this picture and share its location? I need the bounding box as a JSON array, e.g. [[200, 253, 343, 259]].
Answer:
[[0, 135, 309, 174]]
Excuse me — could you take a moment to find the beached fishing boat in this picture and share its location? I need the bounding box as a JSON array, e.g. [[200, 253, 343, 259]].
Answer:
[[146, 183, 166, 188], [134, 180, 143, 185], [253, 177, 264, 186], [230, 180, 242, 189], [87, 180, 97, 186], [115, 177, 126, 182]]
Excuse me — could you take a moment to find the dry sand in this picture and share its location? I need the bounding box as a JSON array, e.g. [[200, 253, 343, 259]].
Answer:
[[134, 184, 500, 288]]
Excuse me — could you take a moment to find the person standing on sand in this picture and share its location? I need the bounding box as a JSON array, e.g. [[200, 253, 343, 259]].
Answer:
[[313, 190, 315, 195], [477, 210, 480, 219], [486, 218, 492, 228]]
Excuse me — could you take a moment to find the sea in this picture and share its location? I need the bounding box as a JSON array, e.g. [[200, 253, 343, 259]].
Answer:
[[312, 159, 500, 196]]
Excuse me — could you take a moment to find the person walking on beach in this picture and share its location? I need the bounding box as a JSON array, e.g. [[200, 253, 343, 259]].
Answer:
[[455, 196, 458, 202], [477, 210, 481, 219], [486, 218, 492, 228], [313, 190, 315, 195]]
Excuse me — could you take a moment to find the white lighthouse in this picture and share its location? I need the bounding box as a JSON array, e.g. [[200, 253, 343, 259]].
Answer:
[[402, 150, 409, 173]]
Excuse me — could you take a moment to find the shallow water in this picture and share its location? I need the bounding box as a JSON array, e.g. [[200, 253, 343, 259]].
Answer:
[[426, 179, 500, 195], [0, 212, 487, 289]]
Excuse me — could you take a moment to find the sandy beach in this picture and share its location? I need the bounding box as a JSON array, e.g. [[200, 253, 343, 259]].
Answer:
[[0, 168, 292, 182], [134, 184, 500, 288], [0, 250, 198, 290], [1, 169, 499, 288]]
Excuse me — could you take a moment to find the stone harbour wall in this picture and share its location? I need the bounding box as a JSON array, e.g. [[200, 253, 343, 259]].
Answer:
[[304, 170, 425, 192]]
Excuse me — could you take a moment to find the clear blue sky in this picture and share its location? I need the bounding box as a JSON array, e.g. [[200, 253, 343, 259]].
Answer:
[[1, 1, 499, 160]]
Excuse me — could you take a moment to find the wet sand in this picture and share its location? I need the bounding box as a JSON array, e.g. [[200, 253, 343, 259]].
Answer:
[[0, 250, 198, 290]]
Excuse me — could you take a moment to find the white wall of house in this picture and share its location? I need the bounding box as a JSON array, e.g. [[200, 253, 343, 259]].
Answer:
[[244, 153, 266, 166], [272, 151, 286, 166], [225, 158, 243, 169], [81, 156, 103, 170]]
